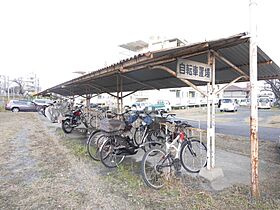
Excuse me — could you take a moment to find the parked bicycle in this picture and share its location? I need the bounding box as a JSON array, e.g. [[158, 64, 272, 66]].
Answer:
[[87, 110, 139, 164], [141, 118, 207, 189], [62, 105, 88, 133], [133, 111, 164, 150], [86, 111, 121, 161]]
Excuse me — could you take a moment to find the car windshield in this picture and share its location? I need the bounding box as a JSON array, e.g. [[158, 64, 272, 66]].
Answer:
[[34, 100, 45, 103], [221, 99, 233, 103], [259, 98, 269, 103]]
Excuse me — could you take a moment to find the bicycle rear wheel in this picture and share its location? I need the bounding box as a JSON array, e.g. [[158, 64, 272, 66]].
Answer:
[[134, 126, 145, 146], [87, 130, 106, 161], [89, 114, 102, 129], [141, 148, 171, 189], [180, 139, 207, 173], [146, 130, 165, 150], [62, 119, 74, 134], [99, 137, 125, 168]]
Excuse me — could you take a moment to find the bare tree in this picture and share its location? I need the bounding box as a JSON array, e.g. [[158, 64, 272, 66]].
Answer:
[[265, 79, 280, 106], [13, 78, 25, 95]]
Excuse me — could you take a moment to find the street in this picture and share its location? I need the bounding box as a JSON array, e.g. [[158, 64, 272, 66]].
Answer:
[[176, 107, 280, 142]]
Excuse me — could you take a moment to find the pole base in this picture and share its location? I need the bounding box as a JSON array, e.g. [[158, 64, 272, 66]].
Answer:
[[199, 167, 224, 182]]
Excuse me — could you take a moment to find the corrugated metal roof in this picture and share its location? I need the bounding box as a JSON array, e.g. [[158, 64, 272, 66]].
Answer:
[[37, 32, 280, 97]]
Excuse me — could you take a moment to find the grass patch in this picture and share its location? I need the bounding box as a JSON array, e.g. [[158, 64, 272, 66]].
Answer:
[[0, 105, 6, 112], [46, 122, 279, 209], [63, 140, 88, 157], [71, 143, 87, 156], [105, 163, 144, 190], [102, 162, 279, 209]]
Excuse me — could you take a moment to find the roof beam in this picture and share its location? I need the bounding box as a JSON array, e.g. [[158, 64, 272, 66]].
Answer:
[[150, 65, 208, 97], [215, 76, 246, 95], [150, 65, 176, 76], [212, 50, 249, 79], [83, 84, 117, 98], [119, 73, 160, 90], [120, 45, 210, 74], [182, 79, 208, 97], [121, 89, 142, 99], [126, 44, 209, 68], [218, 60, 272, 72]]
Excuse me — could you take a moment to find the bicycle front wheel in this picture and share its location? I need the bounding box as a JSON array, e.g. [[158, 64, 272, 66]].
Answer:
[[87, 130, 106, 161], [134, 126, 145, 146], [141, 148, 171, 189], [180, 139, 207, 173], [99, 137, 125, 168]]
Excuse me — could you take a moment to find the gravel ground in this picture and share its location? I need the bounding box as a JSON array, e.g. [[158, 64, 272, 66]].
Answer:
[[0, 112, 279, 209]]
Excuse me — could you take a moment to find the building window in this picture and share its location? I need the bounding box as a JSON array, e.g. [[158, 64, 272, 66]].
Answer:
[[176, 90, 180, 98], [189, 91, 195, 98]]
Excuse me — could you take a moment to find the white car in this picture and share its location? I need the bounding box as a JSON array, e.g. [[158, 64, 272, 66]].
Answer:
[[239, 98, 248, 106], [131, 102, 151, 111], [258, 97, 271, 109], [219, 99, 238, 112]]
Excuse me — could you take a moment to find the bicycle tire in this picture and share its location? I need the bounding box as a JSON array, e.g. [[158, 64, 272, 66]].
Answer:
[[180, 139, 207, 173], [141, 148, 171, 189], [62, 119, 74, 134], [133, 126, 145, 146], [146, 130, 165, 150], [99, 137, 125, 168], [86, 130, 104, 161], [89, 115, 99, 129]]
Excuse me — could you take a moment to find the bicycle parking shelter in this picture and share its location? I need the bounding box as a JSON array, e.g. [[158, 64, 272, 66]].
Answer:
[[37, 32, 280, 177]]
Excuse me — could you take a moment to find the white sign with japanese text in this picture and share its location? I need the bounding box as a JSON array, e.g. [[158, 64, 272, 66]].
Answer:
[[177, 58, 212, 82]]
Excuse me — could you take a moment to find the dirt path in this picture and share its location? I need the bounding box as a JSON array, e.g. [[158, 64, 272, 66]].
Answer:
[[0, 112, 143, 209]]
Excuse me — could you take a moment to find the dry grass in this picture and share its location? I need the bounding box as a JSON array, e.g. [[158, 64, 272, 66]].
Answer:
[[0, 112, 279, 209], [0, 112, 143, 210]]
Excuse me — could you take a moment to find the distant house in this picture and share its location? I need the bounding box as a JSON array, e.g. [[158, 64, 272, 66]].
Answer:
[[222, 85, 249, 99]]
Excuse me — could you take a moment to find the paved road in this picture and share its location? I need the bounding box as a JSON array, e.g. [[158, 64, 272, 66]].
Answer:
[[179, 107, 280, 142]]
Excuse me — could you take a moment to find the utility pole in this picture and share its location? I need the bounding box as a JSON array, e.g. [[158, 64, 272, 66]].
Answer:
[[7, 76, 10, 101], [249, 0, 260, 198]]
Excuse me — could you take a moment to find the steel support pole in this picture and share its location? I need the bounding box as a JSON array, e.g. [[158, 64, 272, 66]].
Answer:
[[211, 53, 216, 168], [117, 75, 120, 113], [120, 76, 123, 113], [86, 94, 91, 111], [7, 76, 10, 101], [206, 83, 211, 170], [249, 0, 260, 198]]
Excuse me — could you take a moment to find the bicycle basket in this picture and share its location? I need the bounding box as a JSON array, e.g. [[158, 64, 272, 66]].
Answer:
[[132, 118, 142, 128], [143, 115, 153, 126], [127, 114, 138, 124], [100, 118, 126, 132]]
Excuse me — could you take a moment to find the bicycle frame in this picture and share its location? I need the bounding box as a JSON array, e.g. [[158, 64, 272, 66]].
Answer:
[[137, 125, 149, 148], [165, 134, 181, 159]]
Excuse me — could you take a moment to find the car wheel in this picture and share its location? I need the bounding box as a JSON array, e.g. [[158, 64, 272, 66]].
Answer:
[[12, 107, 20, 112]]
